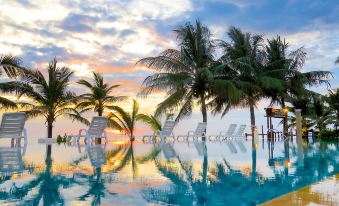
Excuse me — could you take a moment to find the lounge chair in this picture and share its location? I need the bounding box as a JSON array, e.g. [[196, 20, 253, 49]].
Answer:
[[226, 141, 238, 154], [0, 147, 24, 175], [160, 143, 177, 160], [72, 116, 108, 143], [209, 124, 237, 141], [143, 120, 175, 142], [232, 124, 246, 139], [0, 112, 27, 144], [86, 145, 106, 168], [235, 141, 247, 153], [177, 122, 207, 141], [194, 141, 207, 156]]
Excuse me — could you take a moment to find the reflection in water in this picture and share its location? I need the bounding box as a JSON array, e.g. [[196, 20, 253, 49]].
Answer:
[[0, 139, 338, 205], [0, 145, 79, 205]]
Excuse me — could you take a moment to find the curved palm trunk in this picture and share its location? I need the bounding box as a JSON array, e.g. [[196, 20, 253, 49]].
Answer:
[[201, 94, 207, 141], [201, 94, 207, 123], [249, 103, 256, 127], [47, 123, 53, 139], [97, 104, 103, 144]]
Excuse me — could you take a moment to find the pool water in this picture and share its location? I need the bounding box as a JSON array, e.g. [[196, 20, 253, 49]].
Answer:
[[0, 137, 338, 205]]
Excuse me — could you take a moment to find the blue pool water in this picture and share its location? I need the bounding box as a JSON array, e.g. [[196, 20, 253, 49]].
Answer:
[[0, 137, 338, 205]]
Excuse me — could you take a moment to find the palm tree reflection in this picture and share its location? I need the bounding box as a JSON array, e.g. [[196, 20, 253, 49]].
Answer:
[[142, 140, 339, 206], [1, 145, 79, 205]]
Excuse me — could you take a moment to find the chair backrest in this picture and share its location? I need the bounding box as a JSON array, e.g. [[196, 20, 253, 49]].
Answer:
[[234, 124, 246, 137], [160, 143, 176, 160], [194, 142, 207, 156], [225, 124, 237, 136], [0, 112, 26, 138], [88, 117, 107, 136], [161, 120, 175, 136], [0, 147, 24, 173], [194, 122, 207, 137], [87, 145, 106, 168]]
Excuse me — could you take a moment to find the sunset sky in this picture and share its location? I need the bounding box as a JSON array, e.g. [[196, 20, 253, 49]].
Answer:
[[0, 0, 338, 137]]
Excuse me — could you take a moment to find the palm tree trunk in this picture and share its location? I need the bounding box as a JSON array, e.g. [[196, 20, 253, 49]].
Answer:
[[282, 100, 288, 137], [97, 106, 103, 144], [47, 123, 53, 138], [249, 103, 256, 127], [201, 94, 207, 141], [201, 94, 207, 123]]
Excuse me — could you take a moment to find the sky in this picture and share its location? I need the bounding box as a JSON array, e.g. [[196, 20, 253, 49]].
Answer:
[[0, 0, 339, 138]]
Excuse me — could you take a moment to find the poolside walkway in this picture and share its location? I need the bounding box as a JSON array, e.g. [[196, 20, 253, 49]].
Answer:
[[261, 174, 339, 206]]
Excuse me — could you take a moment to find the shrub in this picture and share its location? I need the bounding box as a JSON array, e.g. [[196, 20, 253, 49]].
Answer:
[[317, 130, 339, 140]]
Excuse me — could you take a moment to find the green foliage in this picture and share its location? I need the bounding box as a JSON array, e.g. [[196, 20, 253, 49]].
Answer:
[[107, 99, 141, 141], [0, 58, 88, 138], [137, 20, 221, 123], [0, 54, 24, 109], [317, 130, 339, 140], [77, 72, 127, 116]]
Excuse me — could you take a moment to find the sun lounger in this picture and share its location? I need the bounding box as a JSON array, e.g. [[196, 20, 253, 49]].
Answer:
[[143, 120, 175, 142], [0, 112, 27, 144], [235, 141, 247, 153], [177, 122, 207, 141], [194, 141, 207, 156], [86, 145, 106, 168], [160, 143, 177, 160], [0, 147, 24, 175], [209, 124, 237, 141], [72, 116, 108, 143], [232, 124, 246, 139], [226, 141, 238, 154]]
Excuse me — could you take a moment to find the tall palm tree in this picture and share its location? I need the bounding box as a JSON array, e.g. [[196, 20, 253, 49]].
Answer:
[[137, 20, 217, 123], [217, 27, 284, 129], [0, 59, 86, 138], [0, 54, 24, 109], [77, 72, 127, 116], [265, 37, 331, 106]]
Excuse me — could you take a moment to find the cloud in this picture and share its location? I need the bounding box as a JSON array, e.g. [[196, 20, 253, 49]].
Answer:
[[0, 0, 338, 119], [60, 13, 99, 32]]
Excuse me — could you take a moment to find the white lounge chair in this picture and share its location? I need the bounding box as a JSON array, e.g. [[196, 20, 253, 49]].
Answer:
[[235, 141, 247, 153], [143, 120, 175, 142], [0, 147, 24, 175], [72, 116, 108, 143], [0, 112, 27, 144], [194, 142, 207, 156], [232, 124, 246, 139], [177, 122, 207, 141], [160, 143, 177, 160], [209, 124, 237, 141], [86, 145, 106, 168], [226, 141, 238, 154]]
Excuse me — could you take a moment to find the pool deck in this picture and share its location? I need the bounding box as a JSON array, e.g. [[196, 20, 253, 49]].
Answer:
[[261, 174, 339, 206]]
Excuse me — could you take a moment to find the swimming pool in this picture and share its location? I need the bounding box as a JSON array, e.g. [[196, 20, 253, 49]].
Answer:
[[0, 137, 338, 205]]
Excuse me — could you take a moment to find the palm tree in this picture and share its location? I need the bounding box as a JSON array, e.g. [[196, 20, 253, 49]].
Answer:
[[0, 54, 24, 109], [107, 99, 144, 142], [77, 72, 127, 116], [326, 88, 339, 130], [308, 94, 333, 131], [136, 113, 162, 132], [137, 20, 217, 123], [136, 113, 174, 133], [217, 27, 284, 129], [0, 59, 86, 138], [264, 36, 331, 134]]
